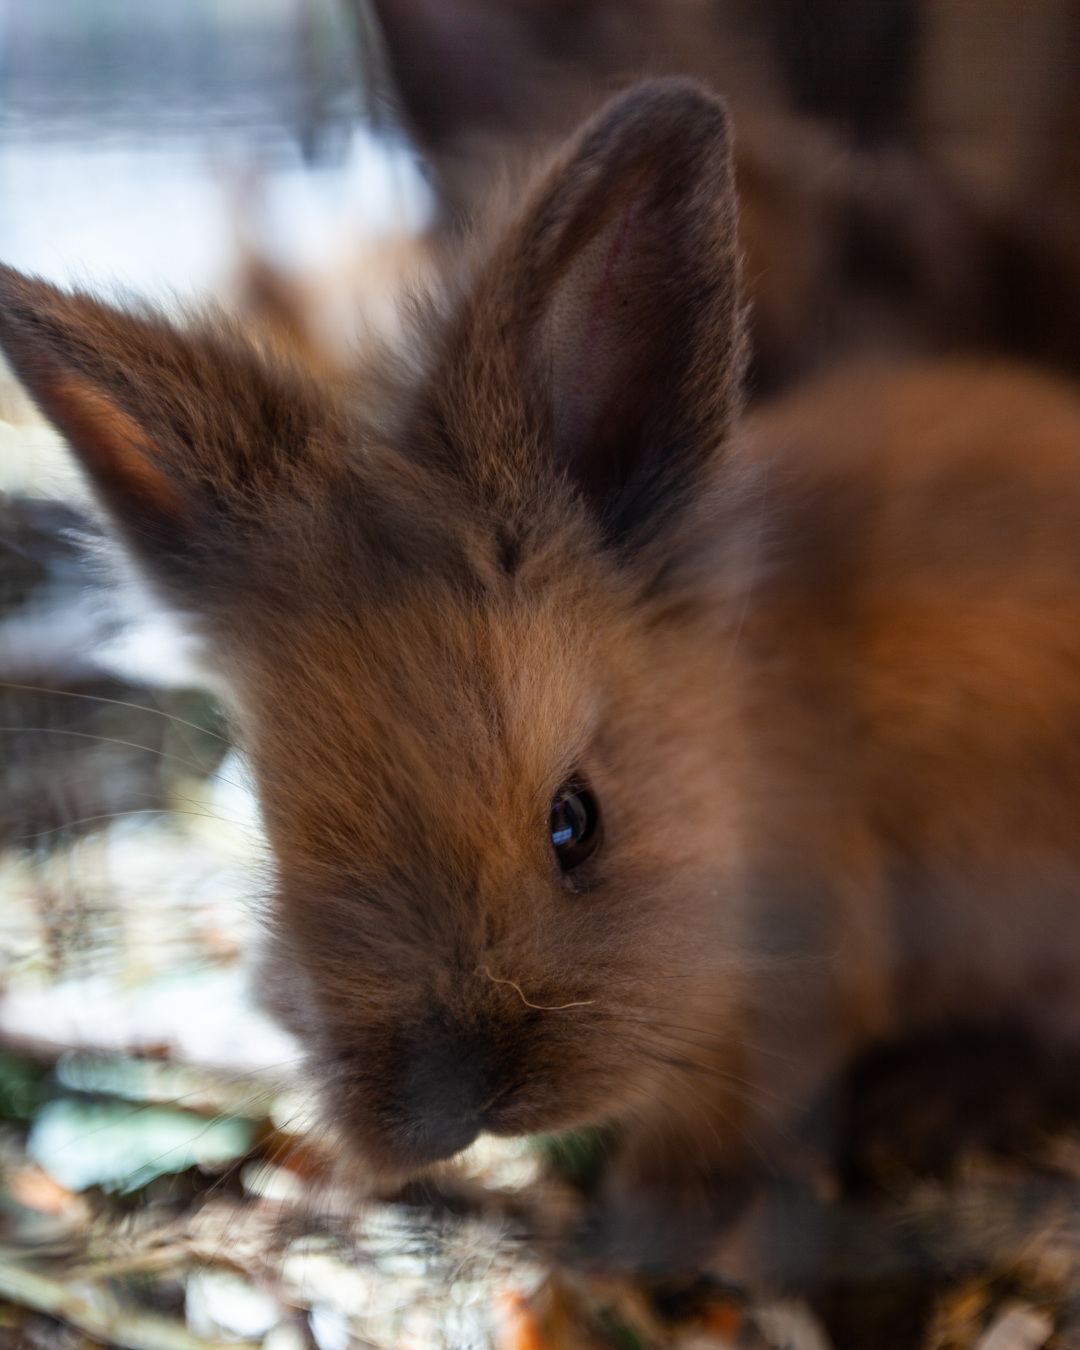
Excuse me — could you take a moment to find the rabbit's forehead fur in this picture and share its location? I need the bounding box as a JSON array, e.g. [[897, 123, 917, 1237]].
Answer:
[[235, 466, 724, 963], [244, 535, 613, 886]]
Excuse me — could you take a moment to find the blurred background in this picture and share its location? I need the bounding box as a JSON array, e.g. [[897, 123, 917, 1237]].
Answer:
[[3, 3, 1080, 1349]]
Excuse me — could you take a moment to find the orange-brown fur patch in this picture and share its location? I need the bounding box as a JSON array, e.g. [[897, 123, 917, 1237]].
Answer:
[[38, 373, 192, 525]]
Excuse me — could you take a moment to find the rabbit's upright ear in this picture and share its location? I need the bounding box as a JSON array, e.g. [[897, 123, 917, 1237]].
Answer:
[[0, 266, 335, 597], [446, 79, 745, 544]]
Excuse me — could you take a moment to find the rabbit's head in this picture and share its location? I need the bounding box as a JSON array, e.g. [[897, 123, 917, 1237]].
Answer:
[[0, 80, 747, 1179]]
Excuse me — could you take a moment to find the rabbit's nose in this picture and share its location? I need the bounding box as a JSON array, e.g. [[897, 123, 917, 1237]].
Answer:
[[395, 1029, 493, 1165]]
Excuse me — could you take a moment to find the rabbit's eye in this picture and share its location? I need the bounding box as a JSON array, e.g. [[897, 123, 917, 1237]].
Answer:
[[550, 781, 601, 871]]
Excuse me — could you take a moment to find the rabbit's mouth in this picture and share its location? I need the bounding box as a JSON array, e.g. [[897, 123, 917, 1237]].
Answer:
[[357, 1090, 607, 1179], [320, 1005, 639, 1180], [379, 1090, 543, 1173]]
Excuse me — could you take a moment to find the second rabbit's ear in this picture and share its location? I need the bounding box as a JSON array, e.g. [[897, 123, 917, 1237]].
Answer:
[[439, 79, 745, 543], [0, 266, 336, 597]]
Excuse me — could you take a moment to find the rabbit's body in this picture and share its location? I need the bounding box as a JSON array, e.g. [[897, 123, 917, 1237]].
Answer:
[[4, 81, 1080, 1268], [727, 360, 1080, 1050]]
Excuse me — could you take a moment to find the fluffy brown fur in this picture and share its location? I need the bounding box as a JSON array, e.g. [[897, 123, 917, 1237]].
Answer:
[[5, 80, 1080, 1271]]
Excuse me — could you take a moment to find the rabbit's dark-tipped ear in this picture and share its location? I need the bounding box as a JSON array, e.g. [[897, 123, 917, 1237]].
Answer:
[[0, 266, 333, 590], [442, 79, 744, 542]]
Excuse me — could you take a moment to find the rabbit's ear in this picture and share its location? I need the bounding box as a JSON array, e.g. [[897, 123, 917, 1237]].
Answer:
[[0, 266, 334, 592], [456, 79, 744, 542]]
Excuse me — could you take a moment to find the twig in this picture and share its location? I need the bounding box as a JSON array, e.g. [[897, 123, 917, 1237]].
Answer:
[[0, 1255, 255, 1350]]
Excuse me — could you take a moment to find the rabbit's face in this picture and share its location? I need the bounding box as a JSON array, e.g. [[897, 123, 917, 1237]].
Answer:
[[244, 519, 741, 1177], [0, 79, 744, 1177]]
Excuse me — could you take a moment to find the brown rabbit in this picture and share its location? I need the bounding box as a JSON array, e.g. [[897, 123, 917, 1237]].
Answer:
[[6, 79, 1080, 1271]]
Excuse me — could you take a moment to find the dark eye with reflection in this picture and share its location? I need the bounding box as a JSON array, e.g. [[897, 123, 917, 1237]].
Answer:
[[550, 780, 602, 871]]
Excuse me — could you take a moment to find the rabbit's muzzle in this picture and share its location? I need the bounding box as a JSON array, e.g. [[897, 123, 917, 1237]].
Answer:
[[394, 1023, 495, 1165], [326, 997, 605, 1178]]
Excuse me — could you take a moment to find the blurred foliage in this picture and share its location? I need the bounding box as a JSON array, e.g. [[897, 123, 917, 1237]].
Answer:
[[531, 1126, 614, 1191], [0, 1052, 48, 1122]]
